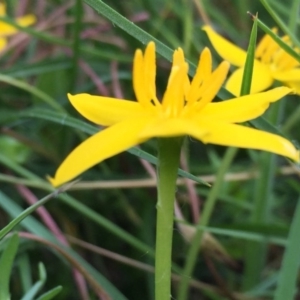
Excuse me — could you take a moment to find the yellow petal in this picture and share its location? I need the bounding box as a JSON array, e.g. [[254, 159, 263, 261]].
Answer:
[[162, 59, 188, 117], [0, 3, 6, 16], [202, 25, 247, 67], [255, 29, 278, 63], [0, 37, 6, 50], [187, 47, 212, 104], [49, 117, 155, 187], [16, 14, 36, 27], [226, 63, 273, 96], [68, 94, 148, 126], [284, 81, 300, 95], [144, 41, 156, 100], [200, 87, 292, 123], [139, 118, 208, 138], [193, 120, 299, 162], [133, 49, 149, 108], [272, 69, 300, 82], [194, 61, 230, 110], [0, 14, 36, 36], [133, 42, 160, 111], [170, 47, 190, 97]]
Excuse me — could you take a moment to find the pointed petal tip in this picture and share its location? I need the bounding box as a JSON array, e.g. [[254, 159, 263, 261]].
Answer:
[[287, 151, 299, 163], [279, 86, 293, 95], [202, 25, 247, 67], [67, 93, 74, 102], [202, 47, 211, 54], [281, 141, 299, 162], [294, 150, 300, 163], [202, 25, 211, 32], [221, 60, 231, 72], [46, 175, 62, 188], [146, 41, 155, 53]]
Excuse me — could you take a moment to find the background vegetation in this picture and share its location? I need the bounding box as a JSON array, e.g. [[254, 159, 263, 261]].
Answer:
[[0, 0, 300, 299]]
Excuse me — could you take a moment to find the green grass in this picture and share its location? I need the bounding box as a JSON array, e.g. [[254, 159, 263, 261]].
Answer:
[[0, 0, 300, 299]]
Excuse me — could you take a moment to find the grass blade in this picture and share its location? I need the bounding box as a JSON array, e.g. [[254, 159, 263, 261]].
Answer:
[[35, 286, 63, 300], [0, 233, 19, 300], [274, 197, 300, 300], [21, 263, 47, 300]]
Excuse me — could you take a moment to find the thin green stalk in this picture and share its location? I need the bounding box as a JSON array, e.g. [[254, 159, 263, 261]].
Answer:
[[242, 152, 276, 289], [259, 0, 300, 48], [282, 103, 300, 133], [155, 138, 183, 300], [0, 74, 65, 113], [252, 14, 300, 63], [274, 196, 300, 300], [0, 233, 19, 300], [177, 147, 237, 300], [288, 0, 300, 33]]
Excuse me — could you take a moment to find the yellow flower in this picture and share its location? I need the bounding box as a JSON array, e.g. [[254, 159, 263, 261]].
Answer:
[[203, 25, 300, 96], [49, 42, 299, 187], [0, 3, 36, 50]]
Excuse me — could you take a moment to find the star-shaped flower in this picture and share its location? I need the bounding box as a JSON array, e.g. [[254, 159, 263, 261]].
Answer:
[[0, 3, 36, 50], [49, 42, 299, 187], [203, 25, 300, 96]]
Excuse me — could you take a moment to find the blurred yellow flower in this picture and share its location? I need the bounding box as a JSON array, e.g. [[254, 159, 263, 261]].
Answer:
[[0, 3, 36, 50], [49, 42, 299, 187], [203, 25, 300, 96]]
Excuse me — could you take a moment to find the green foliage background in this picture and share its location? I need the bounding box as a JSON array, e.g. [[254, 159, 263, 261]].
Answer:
[[0, 0, 300, 299]]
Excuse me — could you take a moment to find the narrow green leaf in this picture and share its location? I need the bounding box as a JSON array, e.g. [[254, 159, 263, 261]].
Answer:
[[35, 286, 63, 300], [250, 13, 300, 63], [0, 74, 64, 112], [191, 225, 287, 246], [274, 197, 300, 300], [83, 0, 173, 61], [0, 233, 19, 300], [0, 182, 76, 240], [0, 191, 128, 300], [240, 16, 257, 96], [21, 263, 47, 300], [18, 254, 33, 293], [288, 0, 300, 33], [259, 0, 300, 48], [282, 104, 300, 132]]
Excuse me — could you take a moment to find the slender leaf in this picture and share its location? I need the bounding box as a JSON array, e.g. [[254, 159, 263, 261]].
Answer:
[[0, 233, 19, 300], [0, 182, 76, 240], [274, 197, 300, 300], [21, 263, 47, 300], [250, 13, 300, 63], [0, 74, 64, 112], [240, 16, 257, 96], [35, 286, 63, 300], [0, 191, 128, 300], [259, 0, 300, 48]]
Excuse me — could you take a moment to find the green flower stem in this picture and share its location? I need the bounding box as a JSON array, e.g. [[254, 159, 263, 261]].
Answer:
[[178, 147, 237, 300], [155, 137, 183, 300]]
